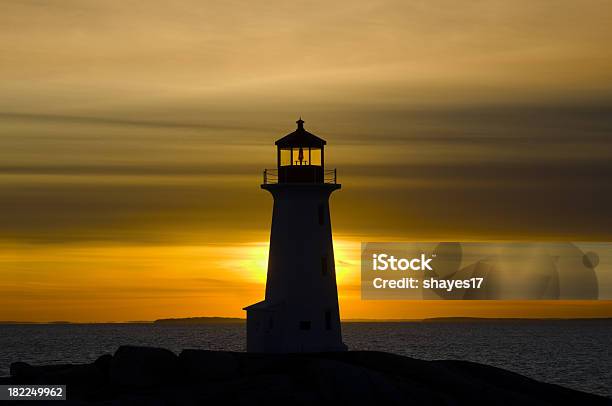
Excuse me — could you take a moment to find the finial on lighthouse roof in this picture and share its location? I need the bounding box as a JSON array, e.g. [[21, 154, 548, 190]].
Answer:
[[274, 117, 326, 147]]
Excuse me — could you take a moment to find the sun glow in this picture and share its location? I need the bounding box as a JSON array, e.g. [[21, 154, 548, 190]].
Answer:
[[219, 237, 362, 287], [222, 242, 270, 284], [0, 238, 361, 322]]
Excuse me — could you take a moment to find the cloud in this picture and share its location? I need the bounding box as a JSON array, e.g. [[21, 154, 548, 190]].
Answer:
[[0, 112, 251, 131], [1, 0, 612, 320]]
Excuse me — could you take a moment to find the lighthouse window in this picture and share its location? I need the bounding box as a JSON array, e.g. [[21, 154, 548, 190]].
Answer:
[[325, 310, 332, 330], [310, 148, 322, 166], [321, 255, 328, 276], [280, 149, 292, 166], [318, 204, 325, 225], [299, 321, 311, 330]]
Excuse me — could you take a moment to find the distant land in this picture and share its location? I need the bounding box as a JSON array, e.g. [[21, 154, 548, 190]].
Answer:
[[153, 317, 244, 325], [2, 316, 612, 324], [146, 316, 612, 324], [420, 317, 612, 323], [345, 317, 612, 323], [0, 321, 71, 324]]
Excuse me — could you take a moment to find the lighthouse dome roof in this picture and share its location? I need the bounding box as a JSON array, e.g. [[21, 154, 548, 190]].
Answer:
[[275, 118, 326, 148]]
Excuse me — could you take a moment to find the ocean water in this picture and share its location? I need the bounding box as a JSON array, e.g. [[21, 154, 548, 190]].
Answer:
[[0, 320, 610, 398]]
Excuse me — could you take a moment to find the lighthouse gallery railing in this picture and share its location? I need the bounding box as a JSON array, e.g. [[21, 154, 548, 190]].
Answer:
[[263, 168, 337, 184]]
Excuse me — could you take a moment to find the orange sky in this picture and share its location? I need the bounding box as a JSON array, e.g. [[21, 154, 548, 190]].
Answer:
[[1, 0, 612, 321], [2, 237, 612, 321]]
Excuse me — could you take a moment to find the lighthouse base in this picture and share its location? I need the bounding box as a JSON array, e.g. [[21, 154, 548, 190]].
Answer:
[[244, 300, 348, 353]]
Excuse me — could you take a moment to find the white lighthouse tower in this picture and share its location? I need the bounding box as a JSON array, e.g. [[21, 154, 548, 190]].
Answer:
[[244, 119, 347, 353]]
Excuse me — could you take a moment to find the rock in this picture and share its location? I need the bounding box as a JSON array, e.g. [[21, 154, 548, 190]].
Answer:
[[94, 354, 112, 372], [10, 362, 76, 382], [10, 361, 106, 396], [110, 345, 179, 387], [10, 362, 37, 380], [432, 359, 609, 405], [4, 348, 610, 405], [237, 353, 306, 377], [178, 349, 239, 382], [44, 364, 106, 388], [234, 373, 298, 404], [10, 362, 37, 379], [93, 353, 112, 381], [304, 358, 410, 404], [317, 351, 612, 405]]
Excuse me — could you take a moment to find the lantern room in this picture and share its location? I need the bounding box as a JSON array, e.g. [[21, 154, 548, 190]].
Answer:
[[274, 118, 326, 183]]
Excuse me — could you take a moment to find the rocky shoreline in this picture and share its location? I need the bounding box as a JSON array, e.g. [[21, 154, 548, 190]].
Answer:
[[2, 346, 610, 405]]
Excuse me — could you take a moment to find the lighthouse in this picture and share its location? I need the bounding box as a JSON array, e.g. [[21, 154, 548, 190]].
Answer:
[[244, 119, 347, 353]]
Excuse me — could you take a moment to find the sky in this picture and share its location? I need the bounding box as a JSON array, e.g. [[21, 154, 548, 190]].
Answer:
[[1, 0, 612, 321]]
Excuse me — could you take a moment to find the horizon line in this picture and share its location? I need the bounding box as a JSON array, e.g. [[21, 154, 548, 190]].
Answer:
[[2, 316, 612, 324]]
